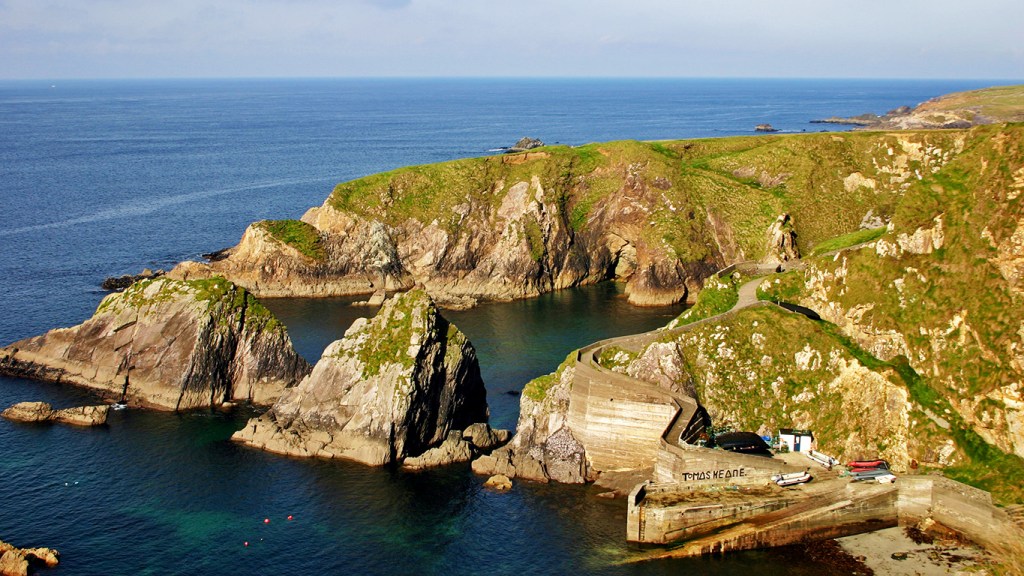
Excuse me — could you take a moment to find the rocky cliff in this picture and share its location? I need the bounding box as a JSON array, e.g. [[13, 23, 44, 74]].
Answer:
[[472, 354, 592, 484], [629, 124, 1024, 502], [232, 289, 501, 467], [171, 130, 943, 308], [477, 123, 1024, 504], [0, 277, 309, 411], [0, 539, 58, 576]]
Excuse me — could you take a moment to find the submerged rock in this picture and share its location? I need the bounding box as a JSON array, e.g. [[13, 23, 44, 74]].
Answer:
[[1, 401, 109, 427], [483, 474, 512, 491], [0, 277, 310, 411], [233, 289, 502, 467]]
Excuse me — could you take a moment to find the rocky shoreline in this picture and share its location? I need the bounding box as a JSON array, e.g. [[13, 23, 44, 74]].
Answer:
[[0, 540, 59, 576], [2, 401, 109, 426]]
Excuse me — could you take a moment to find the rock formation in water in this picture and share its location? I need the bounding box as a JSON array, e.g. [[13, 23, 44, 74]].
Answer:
[[472, 355, 592, 484], [0, 539, 59, 576], [1, 401, 109, 427], [508, 137, 545, 152], [0, 277, 309, 411], [233, 289, 505, 467], [101, 268, 163, 291]]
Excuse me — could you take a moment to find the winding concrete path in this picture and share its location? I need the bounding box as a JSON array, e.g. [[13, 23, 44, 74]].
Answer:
[[571, 261, 788, 453]]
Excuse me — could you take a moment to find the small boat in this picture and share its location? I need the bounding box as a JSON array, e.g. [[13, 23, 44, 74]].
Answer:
[[848, 468, 894, 480], [847, 459, 889, 470], [111, 402, 127, 410], [772, 471, 812, 486], [806, 449, 838, 468], [711, 432, 772, 455]]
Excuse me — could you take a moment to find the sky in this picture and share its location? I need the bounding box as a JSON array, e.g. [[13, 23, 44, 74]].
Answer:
[[1, 0, 1022, 80]]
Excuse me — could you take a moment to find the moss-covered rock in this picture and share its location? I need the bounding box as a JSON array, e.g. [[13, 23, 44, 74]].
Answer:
[[0, 277, 309, 410], [232, 289, 499, 467]]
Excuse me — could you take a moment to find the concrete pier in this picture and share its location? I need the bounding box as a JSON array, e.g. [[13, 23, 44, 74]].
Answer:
[[627, 474, 1022, 558]]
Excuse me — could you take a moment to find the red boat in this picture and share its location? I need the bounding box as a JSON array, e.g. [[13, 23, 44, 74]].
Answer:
[[847, 459, 889, 470]]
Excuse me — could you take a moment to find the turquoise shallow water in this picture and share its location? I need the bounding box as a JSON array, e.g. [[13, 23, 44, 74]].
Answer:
[[0, 78, 1007, 573]]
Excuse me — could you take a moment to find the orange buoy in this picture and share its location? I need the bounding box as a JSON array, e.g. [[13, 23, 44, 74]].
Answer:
[[287, 515, 293, 521], [263, 518, 270, 524], [244, 542, 249, 547]]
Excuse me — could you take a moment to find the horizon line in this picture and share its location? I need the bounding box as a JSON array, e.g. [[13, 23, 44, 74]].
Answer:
[[1, 75, 1022, 84]]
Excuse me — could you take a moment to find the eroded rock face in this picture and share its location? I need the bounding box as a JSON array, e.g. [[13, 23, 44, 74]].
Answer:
[[169, 157, 728, 309], [0, 277, 309, 411], [1, 402, 109, 427], [232, 290, 500, 467], [472, 360, 592, 484], [0, 539, 59, 576], [763, 213, 799, 264]]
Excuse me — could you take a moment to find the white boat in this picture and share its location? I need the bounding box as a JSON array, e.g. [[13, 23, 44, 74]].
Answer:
[[771, 471, 812, 486], [806, 449, 838, 468]]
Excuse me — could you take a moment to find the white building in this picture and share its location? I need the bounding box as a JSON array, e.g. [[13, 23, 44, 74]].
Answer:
[[778, 428, 814, 453]]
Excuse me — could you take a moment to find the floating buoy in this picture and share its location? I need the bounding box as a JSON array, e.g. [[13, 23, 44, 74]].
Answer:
[[287, 515, 293, 521], [263, 518, 270, 524], [244, 542, 249, 547]]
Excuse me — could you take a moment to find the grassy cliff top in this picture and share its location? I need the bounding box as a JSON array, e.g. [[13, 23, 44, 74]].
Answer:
[[916, 84, 1024, 123], [326, 127, 1002, 260], [97, 276, 279, 329]]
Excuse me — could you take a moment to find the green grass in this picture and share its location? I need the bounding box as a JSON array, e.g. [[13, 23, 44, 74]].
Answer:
[[523, 352, 576, 401], [344, 289, 430, 378], [95, 276, 281, 331], [810, 227, 886, 256], [668, 273, 740, 328], [257, 220, 326, 261]]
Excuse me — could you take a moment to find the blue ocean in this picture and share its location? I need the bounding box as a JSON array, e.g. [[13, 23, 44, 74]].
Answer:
[[0, 78, 1002, 574]]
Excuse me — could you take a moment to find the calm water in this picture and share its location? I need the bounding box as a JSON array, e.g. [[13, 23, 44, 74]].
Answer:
[[0, 78, 1007, 574]]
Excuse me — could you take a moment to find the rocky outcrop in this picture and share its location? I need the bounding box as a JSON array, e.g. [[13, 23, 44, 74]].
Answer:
[[0, 540, 59, 576], [472, 359, 593, 484], [1, 402, 109, 426], [762, 213, 799, 265], [101, 268, 163, 291], [168, 143, 738, 308], [0, 277, 309, 411], [508, 137, 545, 152], [754, 124, 779, 133], [232, 290, 503, 467], [812, 85, 1024, 130]]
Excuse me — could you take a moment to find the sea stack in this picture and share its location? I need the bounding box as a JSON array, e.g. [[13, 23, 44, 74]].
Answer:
[[233, 289, 502, 467], [0, 277, 310, 410]]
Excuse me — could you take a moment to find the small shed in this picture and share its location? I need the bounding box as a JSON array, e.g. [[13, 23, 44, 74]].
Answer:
[[779, 428, 814, 453]]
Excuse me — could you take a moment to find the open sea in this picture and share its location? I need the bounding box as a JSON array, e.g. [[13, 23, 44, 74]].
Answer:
[[0, 78, 1006, 574]]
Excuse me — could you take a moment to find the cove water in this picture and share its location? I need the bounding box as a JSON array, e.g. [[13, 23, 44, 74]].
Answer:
[[0, 78, 1000, 574]]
